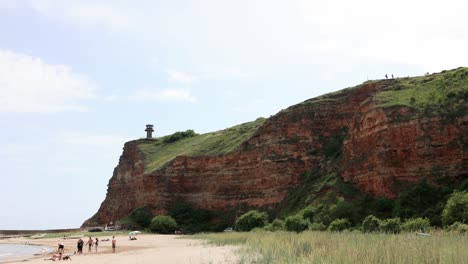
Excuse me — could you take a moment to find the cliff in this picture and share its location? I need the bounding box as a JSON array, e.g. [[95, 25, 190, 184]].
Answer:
[[83, 68, 467, 227]]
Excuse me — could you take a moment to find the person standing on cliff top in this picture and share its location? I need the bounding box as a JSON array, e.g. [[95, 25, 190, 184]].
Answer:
[[112, 236, 116, 253]]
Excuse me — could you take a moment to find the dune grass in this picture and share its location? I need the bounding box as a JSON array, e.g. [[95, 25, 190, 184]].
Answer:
[[194, 231, 468, 264], [138, 118, 266, 173]]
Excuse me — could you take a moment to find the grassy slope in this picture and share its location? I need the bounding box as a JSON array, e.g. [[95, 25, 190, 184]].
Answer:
[[138, 118, 266, 173], [376, 67, 468, 114]]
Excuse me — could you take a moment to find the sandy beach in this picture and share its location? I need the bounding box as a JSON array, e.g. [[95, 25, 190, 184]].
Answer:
[[0, 234, 238, 264]]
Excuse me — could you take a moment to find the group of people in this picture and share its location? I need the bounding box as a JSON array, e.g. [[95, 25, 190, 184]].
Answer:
[[45, 236, 117, 261], [76, 237, 99, 254]]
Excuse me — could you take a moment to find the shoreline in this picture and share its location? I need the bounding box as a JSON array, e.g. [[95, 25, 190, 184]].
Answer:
[[0, 234, 239, 264]]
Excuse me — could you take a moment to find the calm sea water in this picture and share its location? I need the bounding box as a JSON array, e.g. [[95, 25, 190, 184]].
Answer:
[[0, 244, 51, 263]]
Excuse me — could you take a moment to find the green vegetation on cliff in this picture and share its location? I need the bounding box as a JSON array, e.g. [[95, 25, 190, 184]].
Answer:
[[376, 67, 468, 116], [138, 117, 266, 173]]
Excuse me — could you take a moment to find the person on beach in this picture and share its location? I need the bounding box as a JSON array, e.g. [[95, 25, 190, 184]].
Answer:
[[112, 236, 116, 253], [57, 243, 64, 254], [95, 237, 99, 253], [86, 236, 94, 253], [77, 238, 84, 254]]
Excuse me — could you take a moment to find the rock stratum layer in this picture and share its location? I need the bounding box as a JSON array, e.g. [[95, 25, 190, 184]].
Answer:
[[84, 69, 467, 226]]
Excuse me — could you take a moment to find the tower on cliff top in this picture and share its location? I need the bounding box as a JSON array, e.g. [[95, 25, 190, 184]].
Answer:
[[145, 124, 154, 139]]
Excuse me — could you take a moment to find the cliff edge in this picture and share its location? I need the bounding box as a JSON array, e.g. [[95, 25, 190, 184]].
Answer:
[[83, 68, 467, 227]]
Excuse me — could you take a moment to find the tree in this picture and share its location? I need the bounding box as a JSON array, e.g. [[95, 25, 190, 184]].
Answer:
[[285, 215, 309, 233], [235, 210, 268, 232], [442, 191, 468, 226], [401, 217, 430, 232], [327, 218, 351, 232], [380, 218, 401, 234], [150, 215, 178, 234], [361, 215, 381, 233]]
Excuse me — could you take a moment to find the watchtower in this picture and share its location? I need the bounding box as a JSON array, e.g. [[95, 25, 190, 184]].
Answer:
[[145, 124, 154, 139]]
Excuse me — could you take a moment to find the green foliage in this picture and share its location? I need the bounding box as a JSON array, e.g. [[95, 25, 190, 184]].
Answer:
[[235, 210, 268, 232], [162, 129, 198, 143], [447, 222, 468, 234], [394, 179, 450, 226], [376, 67, 468, 118], [284, 215, 309, 233], [120, 208, 152, 230], [308, 222, 326, 231], [169, 201, 216, 233], [401, 217, 430, 232], [442, 191, 468, 226], [327, 218, 351, 232], [361, 215, 381, 233], [139, 118, 266, 172], [265, 219, 285, 231], [329, 198, 355, 223], [380, 218, 401, 234], [149, 215, 178, 234]]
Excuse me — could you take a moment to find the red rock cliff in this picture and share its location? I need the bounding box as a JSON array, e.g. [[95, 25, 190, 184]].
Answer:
[[84, 75, 467, 226]]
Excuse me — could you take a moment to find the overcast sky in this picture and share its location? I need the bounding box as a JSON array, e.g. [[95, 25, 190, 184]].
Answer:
[[1, 0, 466, 229]]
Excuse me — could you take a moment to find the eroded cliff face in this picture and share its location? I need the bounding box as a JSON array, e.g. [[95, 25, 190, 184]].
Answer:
[[84, 79, 467, 226]]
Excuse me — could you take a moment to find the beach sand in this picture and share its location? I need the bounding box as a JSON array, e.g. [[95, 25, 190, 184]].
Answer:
[[1, 234, 238, 264]]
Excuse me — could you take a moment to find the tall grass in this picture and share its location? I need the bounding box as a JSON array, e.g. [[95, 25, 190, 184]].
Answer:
[[194, 231, 468, 264]]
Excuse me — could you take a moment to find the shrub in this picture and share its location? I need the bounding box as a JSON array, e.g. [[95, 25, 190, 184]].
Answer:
[[149, 215, 178, 234], [169, 202, 214, 233], [163, 130, 198, 144], [265, 219, 285, 231], [447, 222, 468, 234], [361, 215, 381, 233], [235, 210, 268, 232], [329, 198, 355, 222], [442, 191, 468, 226], [401, 217, 430, 232], [120, 207, 153, 230], [309, 222, 327, 231], [380, 218, 401, 234], [285, 215, 309, 233], [327, 218, 351, 232]]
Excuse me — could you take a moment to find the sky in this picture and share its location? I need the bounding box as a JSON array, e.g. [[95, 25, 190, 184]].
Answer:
[[0, 0, 467, 230]]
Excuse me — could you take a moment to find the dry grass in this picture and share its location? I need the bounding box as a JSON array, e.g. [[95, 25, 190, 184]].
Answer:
[[195, 231, 468, 264]]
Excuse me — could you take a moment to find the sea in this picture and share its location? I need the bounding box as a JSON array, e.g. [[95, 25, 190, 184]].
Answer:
[[0, 244, 51, 263]]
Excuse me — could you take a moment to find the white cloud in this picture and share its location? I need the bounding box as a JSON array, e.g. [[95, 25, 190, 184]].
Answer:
[[130, 88, 196, 103], [166, 69, 196, 85], [0, 50, 96, 113], [29, 0, 131, 32], [63, 133, 131, 146]]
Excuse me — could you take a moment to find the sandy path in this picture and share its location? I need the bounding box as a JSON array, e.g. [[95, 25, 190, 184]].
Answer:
[[1, 234, 239, 264]]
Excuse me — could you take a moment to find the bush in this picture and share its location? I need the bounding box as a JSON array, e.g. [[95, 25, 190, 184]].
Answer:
[[235, 210, 268, 232], [149, 215, 178, 234], [329, 198, 355, 222], [327, 218, 351, 232], [265, 219, 285, 231], [309, 222, 326, 231], [361, 215, 381, 233], [169, 202, 214, 233], [380, 218, 401, 234], [163, 130, 198, 143], [285, 215, 309, 233], [401, 217, 430, 232], [447, 222, 468, 234], [442, 191, 468, 226]]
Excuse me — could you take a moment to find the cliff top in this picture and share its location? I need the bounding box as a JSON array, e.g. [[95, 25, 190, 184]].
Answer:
[[136, 67, 467, 173], [137, 117, 266, 173]]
